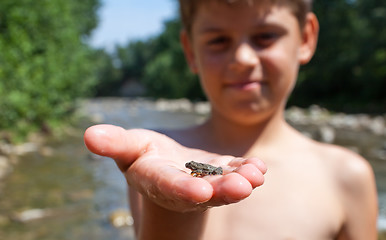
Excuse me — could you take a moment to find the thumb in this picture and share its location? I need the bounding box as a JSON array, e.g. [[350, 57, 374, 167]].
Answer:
[[84, 124, 151, 172]]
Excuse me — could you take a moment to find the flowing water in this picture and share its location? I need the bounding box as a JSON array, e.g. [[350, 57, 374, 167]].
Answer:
[[0, 98, 385, 239]]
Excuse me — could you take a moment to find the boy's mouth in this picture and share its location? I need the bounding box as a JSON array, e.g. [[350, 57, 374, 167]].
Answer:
[[225, 81, 264, 91]]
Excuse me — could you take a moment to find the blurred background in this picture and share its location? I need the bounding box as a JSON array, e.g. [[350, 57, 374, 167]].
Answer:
[[0, 0, 385, 239]]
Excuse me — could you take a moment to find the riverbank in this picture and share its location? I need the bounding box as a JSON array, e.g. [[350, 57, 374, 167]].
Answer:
[[85, 97, 386, 135]]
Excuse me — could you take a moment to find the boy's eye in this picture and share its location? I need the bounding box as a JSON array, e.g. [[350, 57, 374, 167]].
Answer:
[[208, 36, 228, 44], [252, 32, 280, 47], [206, 36, 230, 50]]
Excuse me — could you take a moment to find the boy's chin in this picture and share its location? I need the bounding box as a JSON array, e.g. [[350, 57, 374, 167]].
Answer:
[[216, 101, 278, 124]]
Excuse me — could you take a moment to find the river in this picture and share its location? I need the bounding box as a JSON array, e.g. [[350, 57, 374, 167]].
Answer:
[[0, 98, 385, 239]]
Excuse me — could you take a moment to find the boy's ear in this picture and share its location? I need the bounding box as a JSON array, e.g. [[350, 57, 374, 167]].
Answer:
[[180, 30, 198, 73], [299, 13, 319, 65]]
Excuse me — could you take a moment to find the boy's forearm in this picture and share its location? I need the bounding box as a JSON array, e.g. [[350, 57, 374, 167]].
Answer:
[[138, 197, 208, 240]]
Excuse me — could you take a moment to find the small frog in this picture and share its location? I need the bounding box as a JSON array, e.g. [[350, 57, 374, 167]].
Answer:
[[185, 161, 223, 177]]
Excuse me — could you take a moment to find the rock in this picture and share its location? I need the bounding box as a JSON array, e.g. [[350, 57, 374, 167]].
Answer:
[[13, 142, 39, 156], [372, 142, 386, 161], [329, 113, 346, 129], [286, 106, 308, 125], [369, 116, 385, 135], [308, 105, 330, 124], [0, 143, 12, 155], [318, 126, 336, 143], [155, 99, 193, 112], [356, 114, 372, 130], [0, 142, 39, 156], [39, 146, 54, 157], [11, 208, 53, 223], [89, 113, 105, 123], [194, 102, 210, 115], [379, 215, 386, 232], [109, 209, 134, 228]]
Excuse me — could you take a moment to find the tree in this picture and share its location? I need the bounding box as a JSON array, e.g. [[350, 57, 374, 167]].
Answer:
[[142, 19, 203, 100], [91, 49, 122, 96], [0, 0, 101, 139], [291, 0, 386, 112], [112, 18, 204, 100]]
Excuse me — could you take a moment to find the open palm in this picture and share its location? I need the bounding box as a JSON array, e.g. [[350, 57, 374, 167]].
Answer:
[[84, 124, 266, 212]]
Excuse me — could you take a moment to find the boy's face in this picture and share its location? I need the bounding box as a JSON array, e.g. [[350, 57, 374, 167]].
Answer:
[[181, 2, 318, 125]]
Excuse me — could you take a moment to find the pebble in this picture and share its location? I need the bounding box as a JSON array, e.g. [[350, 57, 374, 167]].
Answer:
[[39, 146, 54, 157], [318, 125, 336, 143], [194, 102, 211, 115], [369, 116, 385, 135], [0, 142, 39, 156], [11, 208, 53, 223], [109, 209, 134, 228], [155, 98, 193, 112]]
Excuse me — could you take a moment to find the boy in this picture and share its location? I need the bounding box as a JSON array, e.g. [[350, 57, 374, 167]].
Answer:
[[84, 0, 378, 239]]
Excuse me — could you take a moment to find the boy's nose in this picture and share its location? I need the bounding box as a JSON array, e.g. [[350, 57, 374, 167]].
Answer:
[[230, 43, 259, 71]]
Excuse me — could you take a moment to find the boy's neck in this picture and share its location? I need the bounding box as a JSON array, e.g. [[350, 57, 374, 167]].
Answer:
[[200, 108, 292, 155]]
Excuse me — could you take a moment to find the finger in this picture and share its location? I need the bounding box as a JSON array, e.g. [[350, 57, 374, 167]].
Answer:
[[245, 157, 267, 174], [233, 163, 265, 188], [226, 157, 267, 175], [227, 157, 246, 167], [84, 124, 152, 171], [173, 174, 214, 204], [207, 172, 253, 205]]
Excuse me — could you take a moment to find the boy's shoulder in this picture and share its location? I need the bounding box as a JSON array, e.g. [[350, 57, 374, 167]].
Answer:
[[308, 137, 378, 236], [306, 138, 374, 192]]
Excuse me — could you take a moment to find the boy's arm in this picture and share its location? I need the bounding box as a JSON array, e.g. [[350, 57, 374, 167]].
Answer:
[[130, 189, 209, 240], [84, 124, 266, 238], [336, 152, 378, 240]]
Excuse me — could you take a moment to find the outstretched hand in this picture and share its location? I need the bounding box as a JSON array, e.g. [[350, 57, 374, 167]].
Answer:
[[84, 124, 266, 212]]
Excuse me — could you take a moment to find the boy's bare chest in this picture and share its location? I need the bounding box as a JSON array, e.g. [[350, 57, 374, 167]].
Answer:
[[204, 166, 344, 240]]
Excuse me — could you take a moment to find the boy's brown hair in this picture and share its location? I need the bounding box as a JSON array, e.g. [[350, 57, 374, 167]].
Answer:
[[179, 0, 313, 35]]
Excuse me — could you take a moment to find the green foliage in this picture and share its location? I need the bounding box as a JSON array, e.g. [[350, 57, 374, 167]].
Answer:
[[118, 40, 155, 81], [142, 19, 203, 100], [91, 49, 122, 96], [0, 0, 100, 140], [104, 19, 204, 100], [291, 0, 386, 112]]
